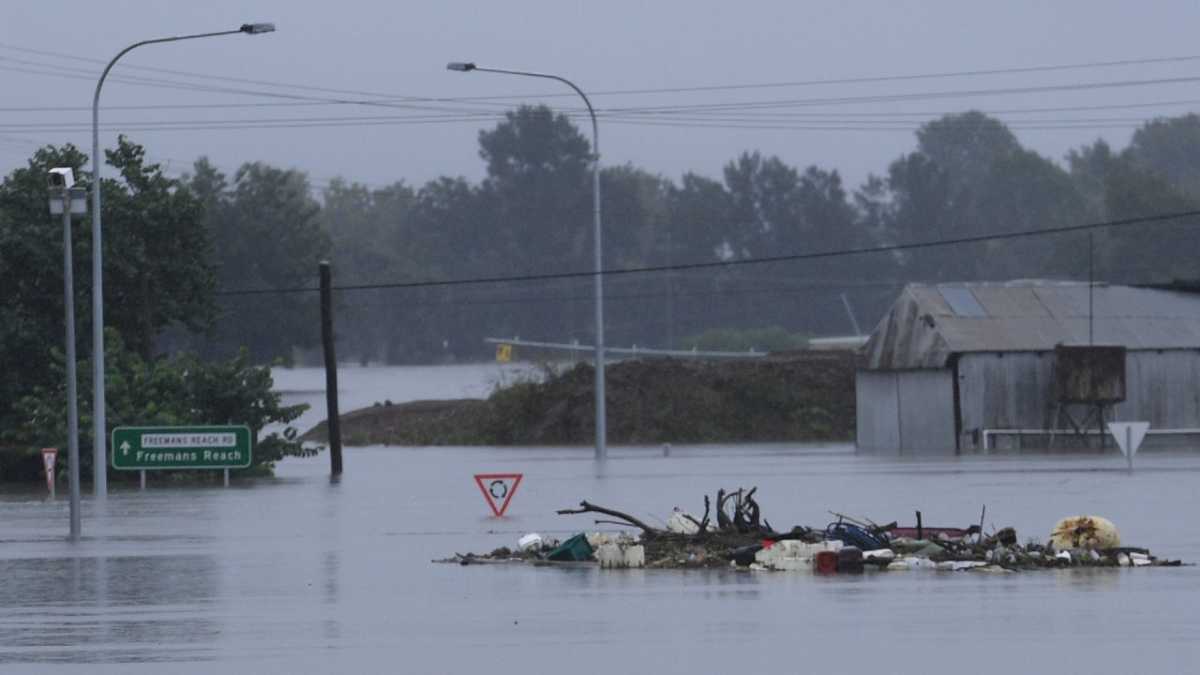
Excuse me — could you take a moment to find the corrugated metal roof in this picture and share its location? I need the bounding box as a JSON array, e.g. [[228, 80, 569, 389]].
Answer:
[[862, 280, 1200, 369]]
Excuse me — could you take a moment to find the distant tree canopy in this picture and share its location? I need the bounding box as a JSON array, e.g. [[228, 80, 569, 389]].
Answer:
[[6, 107, 1200, 379]]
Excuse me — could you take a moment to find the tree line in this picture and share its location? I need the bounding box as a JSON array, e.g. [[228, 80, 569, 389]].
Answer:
[[4, 108, 1200, 461], [177, 107, 1196, 364]]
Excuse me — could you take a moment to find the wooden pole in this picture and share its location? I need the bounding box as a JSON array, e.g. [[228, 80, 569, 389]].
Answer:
[[320, 261, 343, 476]]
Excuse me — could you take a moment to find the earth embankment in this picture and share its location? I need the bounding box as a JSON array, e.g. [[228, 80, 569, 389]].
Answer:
[[301, 352, 856, 446]]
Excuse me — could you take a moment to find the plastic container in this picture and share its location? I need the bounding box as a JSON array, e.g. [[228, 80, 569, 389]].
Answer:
[[518, 533, 543, 552], [546, 533, 595, 562], [815, 550, 839, 574], [837, 546, 864, 573]]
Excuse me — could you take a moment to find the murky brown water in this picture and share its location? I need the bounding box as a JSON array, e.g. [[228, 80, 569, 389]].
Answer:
[[2, 444, 1198, 673]]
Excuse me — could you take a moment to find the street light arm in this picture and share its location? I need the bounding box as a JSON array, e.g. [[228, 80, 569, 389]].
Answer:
[[89, 24, 274, 499], [446, 61, 606, 458], [466, 66, 599, 157], [92, 29, 252, 164]]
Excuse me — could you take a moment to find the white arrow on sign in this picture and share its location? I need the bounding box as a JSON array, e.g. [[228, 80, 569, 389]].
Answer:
[[120, 441, 131, 456], [1107, 421, 1150, 458]]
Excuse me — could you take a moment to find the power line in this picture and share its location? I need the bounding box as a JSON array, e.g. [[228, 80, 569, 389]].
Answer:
[[0, 42, 512, 109], [6, 45, 1200, 121], [600, 75, 1200, 116], [6, 97, 1200, 117], [2, 69, 1197, 136], [305, 279, 908, 311], [214, 208, 1200, 297], [0, 112, 1166, 134], [6, 40, 1200, 103]]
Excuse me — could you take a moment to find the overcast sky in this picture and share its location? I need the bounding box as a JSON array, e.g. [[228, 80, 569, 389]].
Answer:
[[4, 1, 1200, 194]]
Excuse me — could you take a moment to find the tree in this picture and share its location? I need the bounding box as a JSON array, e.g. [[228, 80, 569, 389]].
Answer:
[[881, 112, 1084, 282], [2, 330, 311, 481], [668, 172, 732, 264], [1099, 157, 1200, 283], [103, 139, 215, 357], [185, 160, 331, 362], [722, 151, 801, 259], [915, 111, 1022, 193], [478, 105, 592, 276], [1126, 114, 1200, 200], [0, 139, 216, 432], [475, 105, 594, 344], [1062, 129, 1200, 284], [321, 179, 419, 363]]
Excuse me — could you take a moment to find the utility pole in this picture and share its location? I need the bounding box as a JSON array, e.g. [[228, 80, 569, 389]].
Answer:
[[319, 261, 343, 476]]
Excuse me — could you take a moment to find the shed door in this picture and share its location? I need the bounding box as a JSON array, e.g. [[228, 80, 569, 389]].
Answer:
[[856, 369, 955, 454]]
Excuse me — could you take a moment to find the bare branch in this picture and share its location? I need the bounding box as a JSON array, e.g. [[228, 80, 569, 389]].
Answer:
[[557, 500, 657, 533]]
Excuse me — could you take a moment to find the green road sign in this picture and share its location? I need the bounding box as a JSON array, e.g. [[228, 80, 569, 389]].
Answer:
[[111, 425, 252, 470]]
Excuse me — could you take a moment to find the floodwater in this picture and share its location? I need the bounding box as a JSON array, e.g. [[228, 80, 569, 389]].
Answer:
[[270, 363, 538, 434], [2, 366, 1199, 673]]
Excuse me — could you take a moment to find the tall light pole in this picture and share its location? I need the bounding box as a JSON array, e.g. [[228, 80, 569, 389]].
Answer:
[[446, 62, 607, 459], [48, 171, 87, 540], [90, 23, 276, 496]]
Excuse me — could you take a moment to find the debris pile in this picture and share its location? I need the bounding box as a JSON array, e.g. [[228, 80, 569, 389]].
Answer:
[[436, 489, 1185, 573]]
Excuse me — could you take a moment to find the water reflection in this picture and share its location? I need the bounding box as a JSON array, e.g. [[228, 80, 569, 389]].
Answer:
[[1053, 567, 1124, 591], [0, 445, 1198, 672], [0, 554, 219, 664]]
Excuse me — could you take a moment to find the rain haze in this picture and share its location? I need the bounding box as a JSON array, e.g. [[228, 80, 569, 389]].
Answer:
[[5, 3, 1200, 673], [5, 1, 1200, 187]]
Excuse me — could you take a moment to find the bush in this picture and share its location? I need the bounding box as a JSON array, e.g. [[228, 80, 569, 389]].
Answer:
[[0, 330, 314, 482]]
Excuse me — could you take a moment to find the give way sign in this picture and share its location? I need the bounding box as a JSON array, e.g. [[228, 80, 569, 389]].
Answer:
[[473, 473, 523, 517]]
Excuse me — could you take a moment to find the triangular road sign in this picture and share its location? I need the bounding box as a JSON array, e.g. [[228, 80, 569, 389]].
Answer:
[[1107, 421, 1150, 457], [474, 473, 523, 517]]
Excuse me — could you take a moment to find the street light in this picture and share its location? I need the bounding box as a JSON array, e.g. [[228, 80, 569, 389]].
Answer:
[[48, 169, 87, 540], [446, 61, 607, 460], [90, 23, 276, 497]]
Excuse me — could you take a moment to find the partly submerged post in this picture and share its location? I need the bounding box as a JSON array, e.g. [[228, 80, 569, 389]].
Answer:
[[319, 261, 343, 476], [1126, 425, 1134, 472]]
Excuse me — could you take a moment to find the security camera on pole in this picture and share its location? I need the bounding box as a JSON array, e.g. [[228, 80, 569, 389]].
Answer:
[[48, 167, 87, 540]]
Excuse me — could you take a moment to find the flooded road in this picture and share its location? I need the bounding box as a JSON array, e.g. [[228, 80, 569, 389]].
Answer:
[[3, 444, 1199, 673]]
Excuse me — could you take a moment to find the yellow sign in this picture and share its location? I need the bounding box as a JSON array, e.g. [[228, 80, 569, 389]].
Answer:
[[495, 343, 513, 363]]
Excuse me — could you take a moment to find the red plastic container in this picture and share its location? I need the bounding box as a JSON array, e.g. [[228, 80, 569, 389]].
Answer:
[[815, 550, 838, 574]]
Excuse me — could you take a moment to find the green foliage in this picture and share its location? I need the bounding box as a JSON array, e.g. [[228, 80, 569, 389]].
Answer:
[[102, 138, 216, 357], [1, 330, 312, 482], [0, 138, 216, 434], [680, 326, 808, 353]]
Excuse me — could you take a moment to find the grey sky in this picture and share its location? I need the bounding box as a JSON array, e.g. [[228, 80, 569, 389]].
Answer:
[[4, 1, 1200, 193]]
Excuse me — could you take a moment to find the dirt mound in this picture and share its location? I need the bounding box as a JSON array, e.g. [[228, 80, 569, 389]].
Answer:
[[303, 399, 490, 446], [304, 352, 857, 446]]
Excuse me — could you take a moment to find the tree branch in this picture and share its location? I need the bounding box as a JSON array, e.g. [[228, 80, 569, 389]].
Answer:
[[557, 500, 658, 533]]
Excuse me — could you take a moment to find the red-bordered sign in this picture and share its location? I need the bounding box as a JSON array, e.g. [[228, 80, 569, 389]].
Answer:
[[473, 473, 523, 517], [41, 448, 57, 494]]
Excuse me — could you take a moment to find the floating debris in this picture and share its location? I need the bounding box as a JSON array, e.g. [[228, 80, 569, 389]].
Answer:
[[434, 489, 1185, 572]]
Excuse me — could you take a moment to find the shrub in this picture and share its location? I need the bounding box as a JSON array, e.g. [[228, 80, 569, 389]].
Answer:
[[0, 330, 313, 482]]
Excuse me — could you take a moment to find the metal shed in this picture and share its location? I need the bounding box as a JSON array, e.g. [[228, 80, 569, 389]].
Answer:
[[856, 281, 1200, 453]]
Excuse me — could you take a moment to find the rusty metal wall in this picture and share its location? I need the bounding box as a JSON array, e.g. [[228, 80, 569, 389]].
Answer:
[[1054, 345, 1127, 402], [856, 369, 955, 454]]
